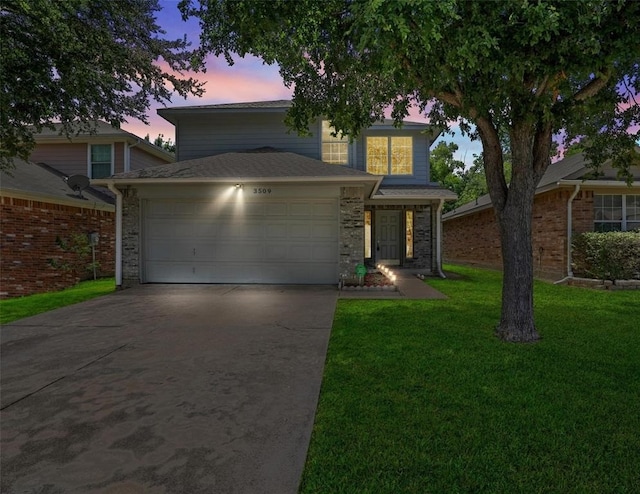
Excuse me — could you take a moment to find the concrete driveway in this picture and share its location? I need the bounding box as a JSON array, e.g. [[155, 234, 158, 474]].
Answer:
[[1, 284, 338, 493]]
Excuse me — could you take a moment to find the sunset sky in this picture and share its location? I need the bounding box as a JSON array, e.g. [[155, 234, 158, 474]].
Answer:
[[121, 0, 482, 166]]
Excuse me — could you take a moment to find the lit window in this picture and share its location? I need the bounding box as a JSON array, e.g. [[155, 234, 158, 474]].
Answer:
[[366, 136, 413, 175], [90, 144, 112, 178], [321, 121, 348, 165], [364, 210, 372, 258], [594, 194, 640, 231], [405, 210, 414, 258]]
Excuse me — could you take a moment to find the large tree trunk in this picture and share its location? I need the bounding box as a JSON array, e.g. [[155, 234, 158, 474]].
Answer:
[[477, 117, 551, 342]]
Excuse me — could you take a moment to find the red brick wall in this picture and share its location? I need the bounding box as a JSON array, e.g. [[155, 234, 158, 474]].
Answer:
[[0, 197, 115, 299], [443, 189, 594, 280]]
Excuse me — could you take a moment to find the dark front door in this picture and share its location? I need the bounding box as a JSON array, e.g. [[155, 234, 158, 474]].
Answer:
[[375, 210, 401, 265]]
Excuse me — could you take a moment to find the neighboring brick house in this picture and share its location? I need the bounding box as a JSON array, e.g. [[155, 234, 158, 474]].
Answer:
[[93, 100, 456, 288], [443, 151, 640, 280], [1, 123, 175, 298], [1, 161, 115, 298]]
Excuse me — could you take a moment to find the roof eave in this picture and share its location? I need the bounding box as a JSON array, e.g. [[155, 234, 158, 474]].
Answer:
[[1, 189, 115, 212]]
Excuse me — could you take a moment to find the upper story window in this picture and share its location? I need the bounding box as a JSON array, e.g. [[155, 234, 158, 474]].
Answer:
[[366, 136, 412, 175], [321, 120, 348, 165], [594, 194, 640, 231], [89, 144, 113, 179]]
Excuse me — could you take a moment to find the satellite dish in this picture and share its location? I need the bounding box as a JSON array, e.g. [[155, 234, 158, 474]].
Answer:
[[65, 174, 90, 198]]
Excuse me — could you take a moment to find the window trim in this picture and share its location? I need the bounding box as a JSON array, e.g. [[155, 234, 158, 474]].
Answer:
[[365, 135, 413, 176], [87, 143, 114, 179], [594, 193, 640, 232], [320, 120, 349, 165]]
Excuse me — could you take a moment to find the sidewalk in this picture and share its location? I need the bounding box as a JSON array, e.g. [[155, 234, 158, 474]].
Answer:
[[339, 269, 448, 300]]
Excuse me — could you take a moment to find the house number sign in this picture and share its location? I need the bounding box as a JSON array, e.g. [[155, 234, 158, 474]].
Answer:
[[253, 187, 272, 194]]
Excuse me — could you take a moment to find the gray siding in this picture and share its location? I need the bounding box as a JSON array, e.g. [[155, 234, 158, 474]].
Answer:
[[29, 143, 88, 176], [130, 147, 172, 171], [353, 128, 431, 186], [176, 113, 321, 161]]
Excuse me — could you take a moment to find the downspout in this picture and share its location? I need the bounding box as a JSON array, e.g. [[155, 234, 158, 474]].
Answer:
[[555, 184, 580, 284], [435, 198, 446, 278], [107, 183, 123, 287]]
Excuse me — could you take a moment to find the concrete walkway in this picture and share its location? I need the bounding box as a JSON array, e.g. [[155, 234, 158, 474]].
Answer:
[[339, 269, 448, 300], [1, 285, 338, 494]]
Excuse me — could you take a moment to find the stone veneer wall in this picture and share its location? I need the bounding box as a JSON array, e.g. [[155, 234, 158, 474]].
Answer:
[[339, 186, 365, 280], [443, 189, 594, 279], [121, 187, 140, 288], [407, 205, 432, 270], [1, 196, 114, 298]]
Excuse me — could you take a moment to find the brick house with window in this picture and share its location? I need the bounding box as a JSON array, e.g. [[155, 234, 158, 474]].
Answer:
[[1, 124, 174, 298], [93, 100, 456, 288], [442, 150, 640, 281]]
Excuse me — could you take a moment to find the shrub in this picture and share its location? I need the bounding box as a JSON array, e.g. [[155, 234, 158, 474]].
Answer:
[[572, 231, 640, 281]]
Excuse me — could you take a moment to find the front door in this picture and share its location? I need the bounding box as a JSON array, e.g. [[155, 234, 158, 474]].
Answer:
[[375, 210, 401, 265]]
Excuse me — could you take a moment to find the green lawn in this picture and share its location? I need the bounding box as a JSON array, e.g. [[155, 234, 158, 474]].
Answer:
[[300, 265, 640, 494], [0, 278, 116, 324]]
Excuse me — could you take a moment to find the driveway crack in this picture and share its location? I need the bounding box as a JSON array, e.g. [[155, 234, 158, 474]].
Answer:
[[0, 343, 128, 411]]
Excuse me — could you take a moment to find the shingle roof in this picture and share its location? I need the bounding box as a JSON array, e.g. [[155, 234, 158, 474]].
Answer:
[[33, 122, 175, 162], [1, 160, 114, 207], [106, 149, 378, 181], [159, 100, 293, 111], [158, 100, 434, 129], [442, 151, 638, 221], [373, 186, 457, 200]]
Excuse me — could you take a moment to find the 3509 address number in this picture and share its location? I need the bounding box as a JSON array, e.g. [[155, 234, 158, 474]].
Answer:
[[253, 187, 272, 194]]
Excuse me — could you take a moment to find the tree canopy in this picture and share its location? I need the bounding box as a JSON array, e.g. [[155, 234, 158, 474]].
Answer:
[[0, 0, 204, 169], [181, 0, 639, 342]]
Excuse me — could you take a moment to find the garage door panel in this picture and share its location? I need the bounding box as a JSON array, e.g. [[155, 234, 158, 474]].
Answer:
[[313, 202, 338, 218], [288, 223, 311, 239], [144, 197, 338, 284], [312, 243, 337, 261], [266, 202, 288, 216]]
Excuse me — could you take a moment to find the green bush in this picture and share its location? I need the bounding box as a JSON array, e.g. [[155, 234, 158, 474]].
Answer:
[[572, 231, 640, 281]]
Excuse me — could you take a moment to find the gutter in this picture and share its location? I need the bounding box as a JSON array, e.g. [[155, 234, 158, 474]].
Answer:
[[107, 182, 123, 287], [435, 198, 446, 278]]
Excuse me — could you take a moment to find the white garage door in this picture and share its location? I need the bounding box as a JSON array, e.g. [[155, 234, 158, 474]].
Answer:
[[143, 198, 339, 284]]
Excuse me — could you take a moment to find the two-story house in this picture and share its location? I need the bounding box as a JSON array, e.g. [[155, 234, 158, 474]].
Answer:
[[93, 100, 456, 288]]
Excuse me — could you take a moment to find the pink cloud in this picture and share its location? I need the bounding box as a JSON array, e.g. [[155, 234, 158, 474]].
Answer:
[[122, 55, 293, 140]]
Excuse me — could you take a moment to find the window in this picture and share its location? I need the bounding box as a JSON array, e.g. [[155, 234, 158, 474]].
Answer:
[[90, 144, 113, 178], [594, 194, 640, 231], [364, 210, 372, 258], [321, 120, 348, 165], [405, 210, 414, 258], [366, 136, 412, 175]]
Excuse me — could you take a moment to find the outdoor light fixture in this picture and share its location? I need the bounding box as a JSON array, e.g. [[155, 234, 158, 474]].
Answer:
[[235, 183, 243, 189]]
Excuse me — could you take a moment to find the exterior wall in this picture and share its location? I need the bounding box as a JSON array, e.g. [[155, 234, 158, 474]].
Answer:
[[121, 187, 141, 288], [29, 143, 88, 176], [411, 205, 433, 270], [366, 205, 433, 270], [175, 113, 320, 161], [114, 142, 125, 173], [130, 146, 172, 170], [0, 196, 115, 298], [443, 189, 595, 279], [339, 186, 365, 280]]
